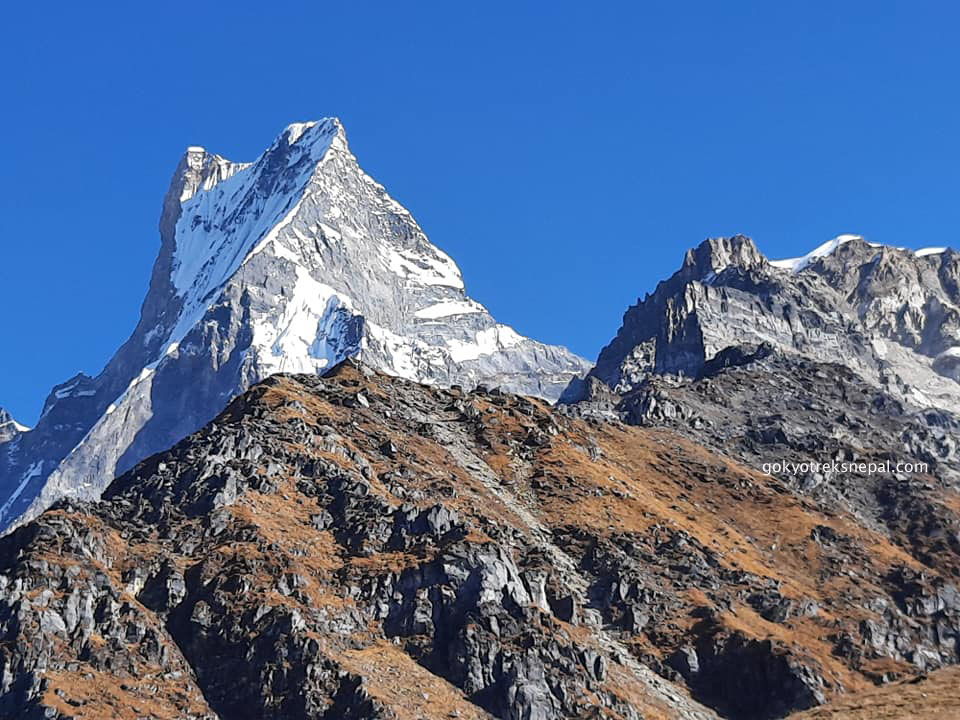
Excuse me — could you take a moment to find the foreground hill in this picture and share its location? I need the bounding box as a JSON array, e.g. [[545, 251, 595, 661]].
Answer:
[[0, 362, 957, 719]]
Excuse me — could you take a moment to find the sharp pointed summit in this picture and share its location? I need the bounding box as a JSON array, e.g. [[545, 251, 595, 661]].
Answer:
[[0, 119, 589, 531]]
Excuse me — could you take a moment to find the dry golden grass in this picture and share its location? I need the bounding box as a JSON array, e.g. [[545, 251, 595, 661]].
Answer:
[[42, 667, 213, 720], [602, 663, 696, 720], [227, 477, 343, 574], [337, 642, 494, 720], [793, 666, 960, 719], [28, 368, 959, 718]]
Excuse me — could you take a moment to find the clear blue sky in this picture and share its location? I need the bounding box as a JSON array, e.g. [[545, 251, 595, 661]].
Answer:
[[1, 2, 958, 424]]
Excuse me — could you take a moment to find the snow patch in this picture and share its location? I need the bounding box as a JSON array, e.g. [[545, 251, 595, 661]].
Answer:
[[285, 122, 318, 144], [415, 299, 485, 320], [446, 325, 524, 363], [250, 266, 360, 375], [54, 378, 94, 399], [364, 323, 422, 379], [915, 247, 948, 257], [772, 235, 951, 270], [0, 461, 42, 524], [770, 234, 865, 272], [387, 248, 465, 289], [0, 418, 30, 434]]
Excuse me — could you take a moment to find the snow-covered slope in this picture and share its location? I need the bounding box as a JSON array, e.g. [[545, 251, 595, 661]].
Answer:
[[768, 233, 869, 271], [0, 118, 589, 530]]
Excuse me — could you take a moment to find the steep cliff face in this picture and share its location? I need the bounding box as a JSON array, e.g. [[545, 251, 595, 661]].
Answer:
[[0, 119, 588, 531], [583, 234, 960, 414], [1, 364, 958, 719]]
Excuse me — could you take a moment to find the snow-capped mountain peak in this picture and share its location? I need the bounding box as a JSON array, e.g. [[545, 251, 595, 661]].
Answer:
[[0, 118, 589, 531]]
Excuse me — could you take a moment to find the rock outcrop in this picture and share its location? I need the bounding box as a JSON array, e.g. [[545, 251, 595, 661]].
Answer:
[[1, 363, 958, 719], [0, 409, 27, 445], [579, 234, 960, 414]]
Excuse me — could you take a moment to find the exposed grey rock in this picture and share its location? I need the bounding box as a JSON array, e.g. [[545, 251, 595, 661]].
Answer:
[[0, 409, 27, 445], [578, 234, 960, 414]]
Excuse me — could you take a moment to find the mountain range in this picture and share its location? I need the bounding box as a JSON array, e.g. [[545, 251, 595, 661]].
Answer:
[[0, 118, 958, 719]]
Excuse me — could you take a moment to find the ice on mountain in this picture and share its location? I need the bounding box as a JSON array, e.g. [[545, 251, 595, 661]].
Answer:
[[415, 300, 485, 320], [772, 234, 952, 271], [0, 461, 42, 526], [916, 247, 948, 257], [770, 234, 864, 271], [386, 247, 465, 289]]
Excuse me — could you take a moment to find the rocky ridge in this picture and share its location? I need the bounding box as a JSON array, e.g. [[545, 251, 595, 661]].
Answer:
[[1, 363, 958, 719], [574, 234, 960, 415]]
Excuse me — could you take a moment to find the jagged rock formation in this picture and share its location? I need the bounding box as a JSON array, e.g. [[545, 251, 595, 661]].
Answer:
[[0, 119, 588, 531], [0, 410, 27, 445], [1, 364, 959, 719], [574, 234, 960, 414], [577, 342, 960, 569]]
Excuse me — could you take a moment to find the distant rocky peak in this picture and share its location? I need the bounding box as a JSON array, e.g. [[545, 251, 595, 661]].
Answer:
[[680, 234, 767, 280], [0, 409, 28, 444], [770, 233, 955, 274], [39, 373, 96, 418], [582, 232, 960, 414]]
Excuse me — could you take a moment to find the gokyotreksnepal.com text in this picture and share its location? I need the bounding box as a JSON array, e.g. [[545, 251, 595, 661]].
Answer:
[[761, 459, 929, 476]]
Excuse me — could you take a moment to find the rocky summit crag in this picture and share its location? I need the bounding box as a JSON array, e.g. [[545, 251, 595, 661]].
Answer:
[[0, 119, 588, 532], [0, 410, 27, 446], [1, 362, 959, 719], [572, 234, 960, 415]]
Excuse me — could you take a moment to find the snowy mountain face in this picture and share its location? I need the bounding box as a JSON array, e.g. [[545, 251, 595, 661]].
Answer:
[[0, 119, 589, 531], [571, 234, 960, 414]]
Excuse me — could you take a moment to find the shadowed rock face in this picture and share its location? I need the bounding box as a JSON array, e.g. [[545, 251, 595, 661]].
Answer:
[[580, 235, 960, 414], [0, 119, 588, 533], [1, 363, 959, 719]]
